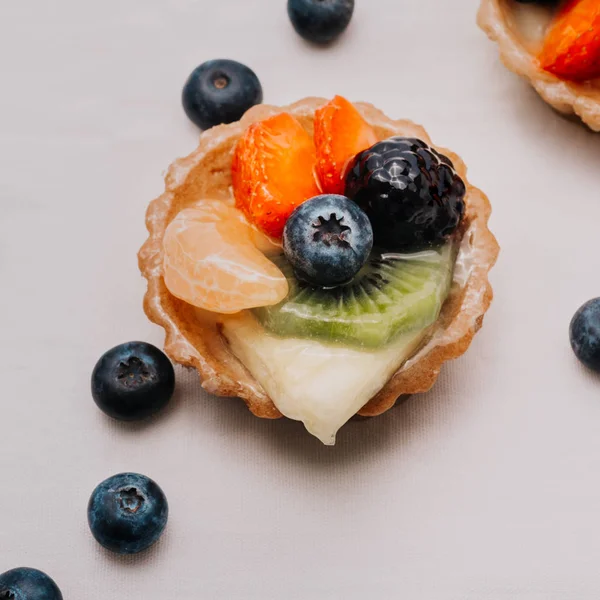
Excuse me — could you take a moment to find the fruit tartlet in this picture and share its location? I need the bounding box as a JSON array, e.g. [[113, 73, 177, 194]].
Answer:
[[139, 97, 499, 445], [478, 0, 600, 130]]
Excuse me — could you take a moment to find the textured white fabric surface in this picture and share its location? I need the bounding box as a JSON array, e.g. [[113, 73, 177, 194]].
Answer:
[[2, 0, 600, 597]]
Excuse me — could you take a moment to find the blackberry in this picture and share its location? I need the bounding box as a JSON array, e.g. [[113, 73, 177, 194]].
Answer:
[[344, 137, 466, 249]]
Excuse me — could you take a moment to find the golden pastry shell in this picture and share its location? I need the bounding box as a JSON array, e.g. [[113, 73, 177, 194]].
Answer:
[[478, 0, 600, 131], [138, 97, 499, 421]]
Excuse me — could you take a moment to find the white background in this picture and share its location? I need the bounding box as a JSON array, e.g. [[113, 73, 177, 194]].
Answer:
[[2, 0, 600, 598]]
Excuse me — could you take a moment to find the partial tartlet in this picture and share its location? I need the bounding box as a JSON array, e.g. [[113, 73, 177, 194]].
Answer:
[[478, 0, 600, 130], [138, 97, 499, 444]]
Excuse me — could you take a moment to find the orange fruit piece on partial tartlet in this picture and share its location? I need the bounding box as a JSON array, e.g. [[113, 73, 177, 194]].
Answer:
[[313, 95, 378, 195], [163, 200, 288, 314], [539, 0, 600, 82], [232, 113, 321, 239]]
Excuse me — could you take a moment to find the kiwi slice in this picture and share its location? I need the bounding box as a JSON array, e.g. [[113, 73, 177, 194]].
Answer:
[[254, 243, 457, 348]]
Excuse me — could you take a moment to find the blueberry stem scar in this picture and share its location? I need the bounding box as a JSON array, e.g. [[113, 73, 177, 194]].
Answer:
[[118, 487, 145, 513]]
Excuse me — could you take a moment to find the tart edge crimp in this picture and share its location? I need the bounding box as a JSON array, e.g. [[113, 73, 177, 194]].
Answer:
[[138, 97, 499, 421], [477, 0, 600, 131]]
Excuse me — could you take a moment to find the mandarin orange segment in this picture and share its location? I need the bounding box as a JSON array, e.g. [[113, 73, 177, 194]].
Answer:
[[163, 200, 289, 314], [313, 96, 378, 195], [232, 113, 321, 239], [539, 0, 600, 82]]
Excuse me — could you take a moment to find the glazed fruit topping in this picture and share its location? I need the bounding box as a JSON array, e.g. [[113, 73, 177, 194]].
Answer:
[[256, 245, 456, 348], [91, 341, 175, 421], [163, 97, 466, 331], [539, 0, 600, 81], [287, 0, 355, 44], [345, 137, 466, 249], [182, 59, 263, 130], [163, 200, 288, 313], [88, 473, 168, 555], [283, 194, 373, 287], [232, 113, 321, 238], [314, 95, 378, 195]]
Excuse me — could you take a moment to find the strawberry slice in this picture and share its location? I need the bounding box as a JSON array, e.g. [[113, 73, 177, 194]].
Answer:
[[232, 113, 321, 239], [539, 0, 600, 82], [314, 96, 378, 195]]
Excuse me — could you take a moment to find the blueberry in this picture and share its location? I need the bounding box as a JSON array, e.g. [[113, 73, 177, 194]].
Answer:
[[91, 341, 175, 421], [283, 194, 373, 287], [182, 59, 263, 130], [288, 0, 354, 44], [88, 473, 168, 555], [570, 298, 600, 372], [0, 568, 62, 600]]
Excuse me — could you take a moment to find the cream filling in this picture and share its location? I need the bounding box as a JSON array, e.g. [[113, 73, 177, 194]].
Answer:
[[223, 313, 429, 445], [219, 242, 475, 446]]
